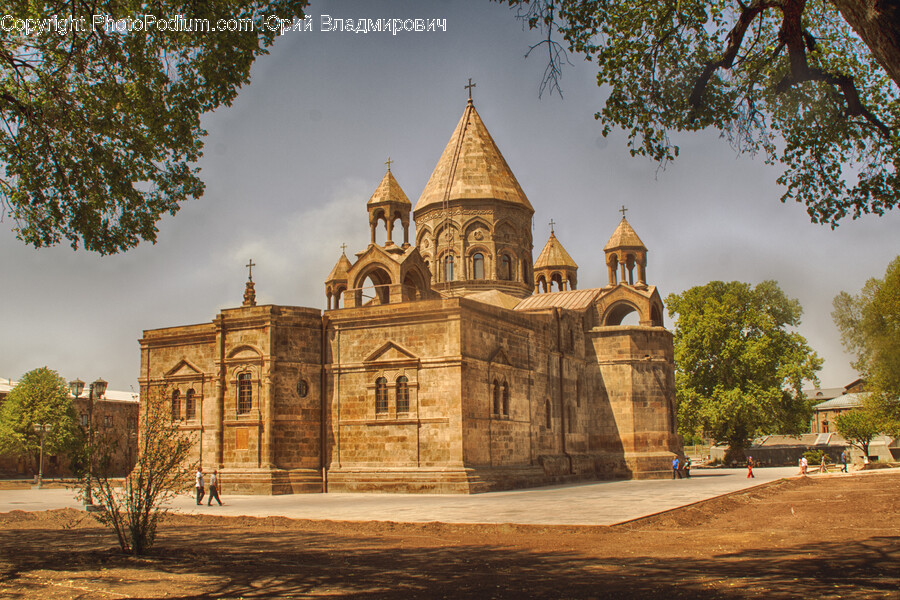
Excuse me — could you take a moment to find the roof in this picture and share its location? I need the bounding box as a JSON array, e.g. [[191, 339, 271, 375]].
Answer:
[[465, 289, 523, 310], [534, 232, 578, 270], [326, 252, 353, 282], [415, 99, 532, 213], [812, 393, 865, 411], [603, 217, 646, 251], [368, 169, 410, 206], [803, 387, 846, 401], [514, 288, 602, 312], [0, 378, 138, 403]]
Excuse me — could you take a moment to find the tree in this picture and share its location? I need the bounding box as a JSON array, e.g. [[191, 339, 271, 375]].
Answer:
[[666, 281, 822, 461], [0, 1, 309, 255], [496, 0, 899, 226], [0, 367, 80, 473], [835, 407, 882, 461], [832, 256, 900, 422], [79, 385, 193, 555]]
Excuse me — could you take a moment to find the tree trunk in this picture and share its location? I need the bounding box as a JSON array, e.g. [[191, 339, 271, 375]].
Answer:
[[832, 0, 900, 90]]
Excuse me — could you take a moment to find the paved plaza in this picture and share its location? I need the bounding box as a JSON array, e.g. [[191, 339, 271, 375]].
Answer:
[[0, 466, 805, 526]]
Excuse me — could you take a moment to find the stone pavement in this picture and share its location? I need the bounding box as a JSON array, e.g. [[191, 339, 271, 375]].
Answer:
[[0, 466, 809, 526]]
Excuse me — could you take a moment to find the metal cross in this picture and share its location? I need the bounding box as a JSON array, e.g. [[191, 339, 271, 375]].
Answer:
[[619, 205, 628, 219], [548, 218, 555, 234], [385, 157, 393, 171], [465, 78, 476, 99], [340, 243, 347, 254], [246, 259, 255, 281]]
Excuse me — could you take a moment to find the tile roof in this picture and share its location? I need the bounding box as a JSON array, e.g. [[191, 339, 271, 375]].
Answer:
[[514, 288, 601, 312]]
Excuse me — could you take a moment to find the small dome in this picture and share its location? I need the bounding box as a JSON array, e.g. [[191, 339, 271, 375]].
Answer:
[[604, 217, 646, 251], [326, 252, 353, 283], [368, 170, 410, 206], [535, 231, 577, 269]]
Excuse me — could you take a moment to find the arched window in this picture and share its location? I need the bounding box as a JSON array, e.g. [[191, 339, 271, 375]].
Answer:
[[185, 389, 196, 420], [500, 255, 512, 280], [492, 379, 500, 415], [545, 399, 552, 430], [444, 254, 455, 282], [568, 405, 576, 433], [171, 390, 181, 422], [237, 373, 252, 414], [396, 376, 409, 413], [502, 381, 510, 416], [375, 377, 388, 413], [472, 253, 484, 279]]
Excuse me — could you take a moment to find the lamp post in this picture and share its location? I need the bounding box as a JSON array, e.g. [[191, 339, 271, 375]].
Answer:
[[34, 421, 48, 489], [69, 377, 107, 511]]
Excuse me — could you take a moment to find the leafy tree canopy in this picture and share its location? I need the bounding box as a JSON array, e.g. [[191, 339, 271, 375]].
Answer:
[[834, 407, 883, 459], [0, 1, 308, 254], [832, 255, 900, 420], [0, 367, 80, 466], [496, 0, 900, 226], [666, 280, 822, 456]]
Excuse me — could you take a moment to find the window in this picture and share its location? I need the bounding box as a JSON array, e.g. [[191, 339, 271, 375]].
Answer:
[[297, 379, 309, 398], [375, 377, 388, 413], [126, 417, 137, 431], [237, 373, 252, 414], [444, 254, 455, 282], [396, 376, 409, 413], [500, 255, 512, 280], [492, 380, 500, 415], [185, 389, 196, 420], [545, 400, 552, 429], [502, 382, 509, 416], [81, 413, 89, 428], [472, 253, 484, 279], [171, 390, 181, 422], [568, 405, 576, 433], [104, 415, 113, 428]]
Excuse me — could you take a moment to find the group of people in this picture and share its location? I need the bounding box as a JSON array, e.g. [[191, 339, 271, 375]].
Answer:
[[672, 456, 691, 479], [195, 467, 223, 506], [798, 450, 851, 476]]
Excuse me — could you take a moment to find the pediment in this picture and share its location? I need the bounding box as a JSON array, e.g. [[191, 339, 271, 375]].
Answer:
[[489, 347, 512, 367], [165, 359, 203, 378], [227, 345, 263, 360], [365, 341, 418, 363]]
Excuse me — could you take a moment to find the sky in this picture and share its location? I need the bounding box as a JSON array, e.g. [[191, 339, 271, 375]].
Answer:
[[1, 0, 897, 393]]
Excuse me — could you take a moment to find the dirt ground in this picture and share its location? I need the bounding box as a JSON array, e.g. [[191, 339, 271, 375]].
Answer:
[[0, 472, 898, 599]]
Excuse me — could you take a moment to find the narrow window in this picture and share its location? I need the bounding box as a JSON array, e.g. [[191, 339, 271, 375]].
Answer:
[[500, 255, 512, 280], [444, 254, 455, 282], [375, 377, 388, 414], [81, 413, 90, 428], [185, 389, 196, 420], [492, 380, 500, 415], [545, 400, 552, 430], [238, 373, 252, 414], [171, 390, 181, 422], [502, 381, 510, 416], [104, 415, 113, 428], [396, 376, 409, 413], [568, 405, 576, 433], [472, 253, 484, 279]]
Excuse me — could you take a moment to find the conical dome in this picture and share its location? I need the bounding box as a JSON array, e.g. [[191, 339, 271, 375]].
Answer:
[[415, 99, 532, 213], [326, 252, 353, 283], [535, 231, 578, 269], [604, 217, 646, 251], [368, 170, 410, 206]]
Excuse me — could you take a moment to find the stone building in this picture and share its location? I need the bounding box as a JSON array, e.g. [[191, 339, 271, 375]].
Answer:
[[139, 97, 683, 494]]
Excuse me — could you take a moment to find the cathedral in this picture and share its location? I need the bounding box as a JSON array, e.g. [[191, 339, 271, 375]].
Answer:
[[139, 96, 683, 494]]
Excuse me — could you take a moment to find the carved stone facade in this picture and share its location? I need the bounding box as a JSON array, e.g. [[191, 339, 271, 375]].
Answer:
[[139, 98, 682, 494]]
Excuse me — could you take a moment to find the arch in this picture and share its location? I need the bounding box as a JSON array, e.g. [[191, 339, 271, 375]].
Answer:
[[444, 254, 455, 282], [396, 375, 409, 413], [499, 253, 513, 281], [604, 301, 642, 326], [650, 304, 663, 327], [536, 274, 547, 293], [375, 377, 388, 413], [185, 389, 196, 420], [462, 217, 492, 241], [550, 271, 564, 292], [171, 389, 181, 422], [354, 264, 393, 306], [237, 372, 253, 414]]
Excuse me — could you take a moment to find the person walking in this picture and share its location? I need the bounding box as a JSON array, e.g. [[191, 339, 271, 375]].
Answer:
[[207, 469, 222, 506], [820, 455, 828, 473], [683, 456, 691, 478], [672, 456, 681, 479], [840, 449, 849, 473], [195, 467, 205, 505], [800, 456, 808, 475], [747, 456, 755, 478]]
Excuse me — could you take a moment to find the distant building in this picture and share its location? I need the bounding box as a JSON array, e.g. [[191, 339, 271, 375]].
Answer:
[[0, 377, 139, 478], [806, 378, 866, 434]]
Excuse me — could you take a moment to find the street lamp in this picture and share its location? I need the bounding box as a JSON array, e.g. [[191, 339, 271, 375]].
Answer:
[[70, 377, 107, 511], [34, 421, 48, 489]]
